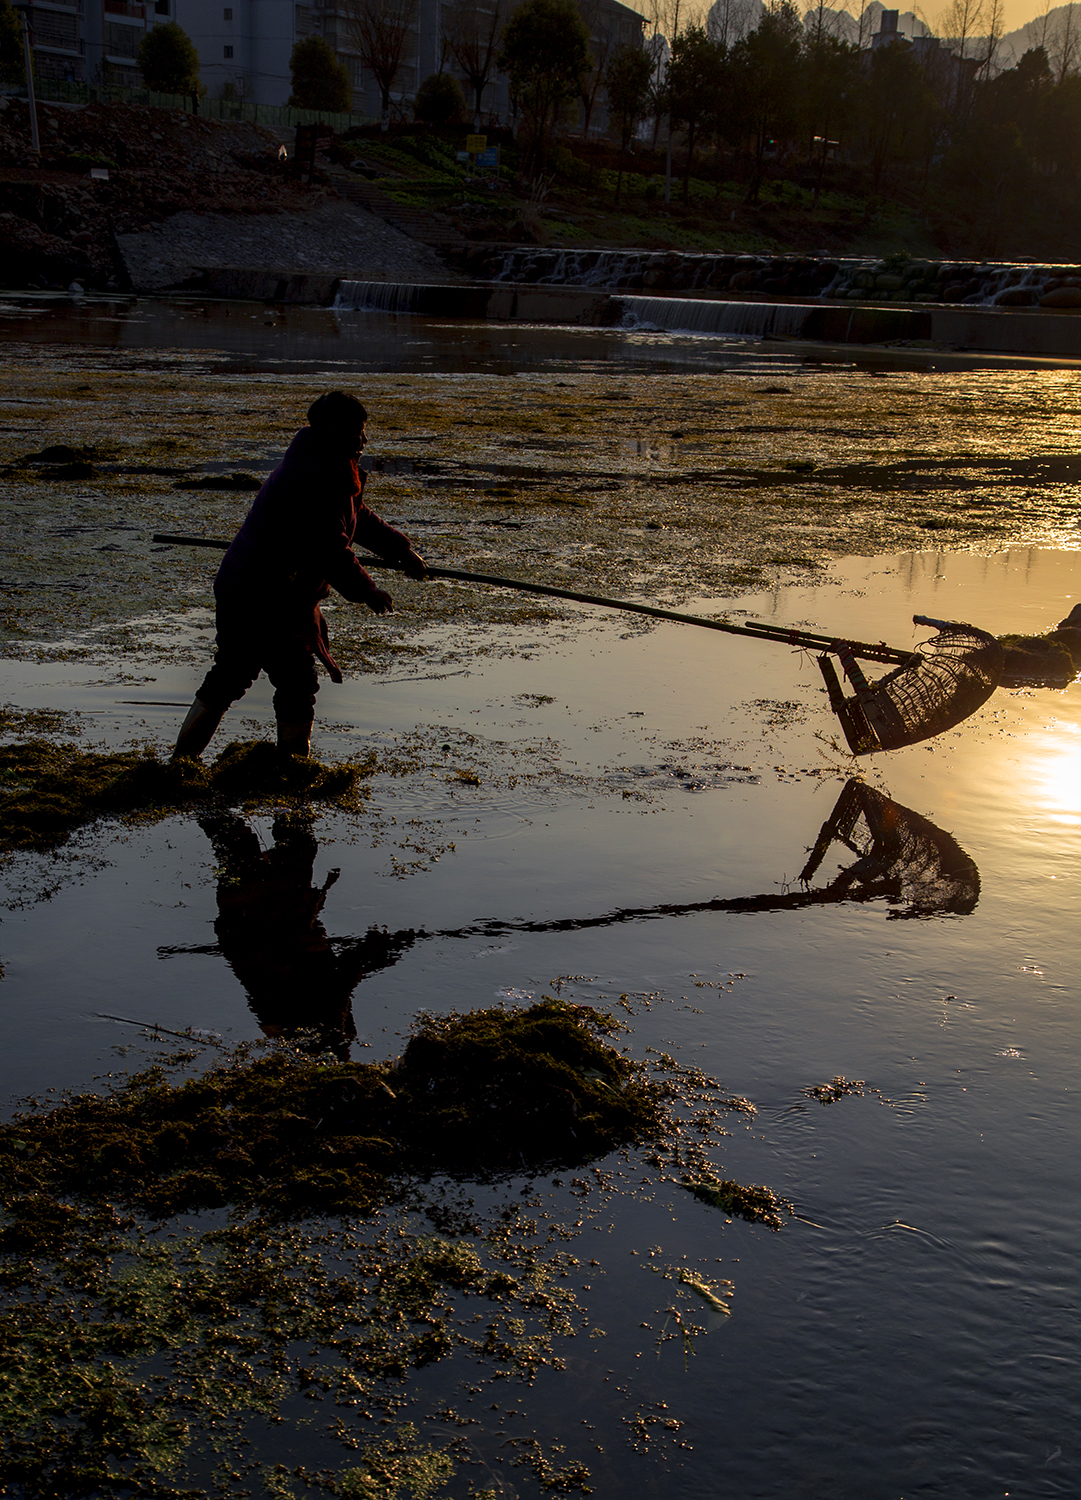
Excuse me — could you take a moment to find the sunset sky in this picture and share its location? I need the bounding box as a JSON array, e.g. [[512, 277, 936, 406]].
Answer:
[[631, 0, 1073, 48]]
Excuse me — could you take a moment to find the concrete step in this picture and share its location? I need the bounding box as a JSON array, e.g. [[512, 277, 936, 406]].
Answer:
[[334, 175, 468, 250]]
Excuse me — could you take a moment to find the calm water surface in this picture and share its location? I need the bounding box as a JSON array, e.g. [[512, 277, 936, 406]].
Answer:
[[1, 302, 1078, 1496], [0, 291, 1069, 376], [2, 544, 1078, 1497]]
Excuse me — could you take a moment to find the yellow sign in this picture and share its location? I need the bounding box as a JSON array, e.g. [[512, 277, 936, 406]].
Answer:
[[466, 135, 487, 154]]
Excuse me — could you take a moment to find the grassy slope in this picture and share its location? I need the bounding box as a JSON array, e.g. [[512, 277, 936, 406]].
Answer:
[[335, 130, 940, 258]]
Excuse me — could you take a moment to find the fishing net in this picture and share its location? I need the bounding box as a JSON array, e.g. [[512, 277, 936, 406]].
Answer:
[[799, 779, 979, 917], [817, 616, 1004, 755]]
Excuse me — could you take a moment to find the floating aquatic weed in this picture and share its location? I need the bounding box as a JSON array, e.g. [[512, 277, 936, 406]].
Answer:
[[997, 629, 1080, 687], [0, 1002, 777, 1495], [9, 363, 1081, 678], [680, 1173, 793, 1231], [0, 739, 377, 856], [803, 1075, 867, 1104], [0, 1001, 670, 1219]]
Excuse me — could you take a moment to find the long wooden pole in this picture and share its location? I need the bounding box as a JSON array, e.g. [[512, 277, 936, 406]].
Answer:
[[151, 533, 914, 666]]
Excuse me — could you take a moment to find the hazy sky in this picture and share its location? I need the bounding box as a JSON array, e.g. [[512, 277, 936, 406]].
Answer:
[[629, 0, 1068, 43]]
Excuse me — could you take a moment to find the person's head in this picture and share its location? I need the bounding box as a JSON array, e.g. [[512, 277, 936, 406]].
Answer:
[[307, 391, 368, 451]]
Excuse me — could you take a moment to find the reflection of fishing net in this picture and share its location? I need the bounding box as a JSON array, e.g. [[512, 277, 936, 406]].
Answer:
[[799, 780, 979, 917], [817, 617, 1004, 755]]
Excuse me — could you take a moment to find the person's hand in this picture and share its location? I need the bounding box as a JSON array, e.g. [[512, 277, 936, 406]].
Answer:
[[365, 588, 394, 615], [402, 548, 428, 581]]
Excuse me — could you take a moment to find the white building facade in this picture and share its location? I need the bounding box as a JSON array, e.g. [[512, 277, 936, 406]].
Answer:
[[22, 0, 644, 120]]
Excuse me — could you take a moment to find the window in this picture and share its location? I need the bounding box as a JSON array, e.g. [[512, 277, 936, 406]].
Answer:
[[104, 21, 139, 57], [223, 7, 232, 17], [154, 0, 170, 13], [223, 44, 233, 56]]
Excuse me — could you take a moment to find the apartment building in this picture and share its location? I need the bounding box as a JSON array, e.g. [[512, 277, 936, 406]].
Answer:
[[18, 0, 168, 86], [20, 0, 645, 121]]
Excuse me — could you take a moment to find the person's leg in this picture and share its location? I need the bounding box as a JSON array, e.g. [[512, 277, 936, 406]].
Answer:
[[266, 647, 320, 756], [173, 639, 261, 760]]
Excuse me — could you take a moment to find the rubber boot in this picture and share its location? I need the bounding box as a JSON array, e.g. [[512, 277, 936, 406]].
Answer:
[[276, 717, 313, 757], [172, 697, 225, 761]]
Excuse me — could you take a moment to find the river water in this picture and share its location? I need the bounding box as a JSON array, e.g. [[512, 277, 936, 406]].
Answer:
[[1, 299, 1079, 1498]]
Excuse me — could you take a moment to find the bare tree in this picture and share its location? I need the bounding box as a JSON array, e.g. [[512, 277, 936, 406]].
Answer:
[[343, 0, 418, 130], [938, 0, 985, 107], [706, 0, 763, 48], [1029, 0, 1081, 82], [978, 0, 1005, 79], [445, 0, 508, 130], [856, 3, 878, 50]]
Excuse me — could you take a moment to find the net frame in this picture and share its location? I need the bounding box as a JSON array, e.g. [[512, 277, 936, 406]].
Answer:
[[799, 779, 980, 917], [818, 616, 1004, 755]]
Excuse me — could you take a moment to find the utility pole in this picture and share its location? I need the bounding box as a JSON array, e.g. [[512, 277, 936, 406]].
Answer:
[[12, 2, 41, 157]]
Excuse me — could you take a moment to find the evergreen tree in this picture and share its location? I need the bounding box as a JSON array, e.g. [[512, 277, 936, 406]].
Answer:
[[288, 35, 353, 113], [667, 23, 725, 201], [605, 41, 653, 202], [137, 22, 201, 99], [730, 2, 803, 202], [499, 0, 592, 175], [414, 70, 468, 124]]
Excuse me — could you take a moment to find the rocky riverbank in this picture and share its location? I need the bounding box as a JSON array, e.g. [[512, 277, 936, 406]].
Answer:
[[0, 97, 446, 292], [115, 200, 449, 291]]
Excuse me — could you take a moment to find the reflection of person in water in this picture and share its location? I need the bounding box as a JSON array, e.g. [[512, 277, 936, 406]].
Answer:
[[163, 782, 975, 1046], [197, 812, 416, 1055]]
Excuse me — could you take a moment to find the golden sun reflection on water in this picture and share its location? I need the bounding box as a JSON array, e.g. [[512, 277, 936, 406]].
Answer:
[[1021, 716, 1081, 824]]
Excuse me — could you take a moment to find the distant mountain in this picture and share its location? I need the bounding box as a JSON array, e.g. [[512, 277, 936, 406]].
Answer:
[[705, 0, 931, 46], [702, 0, 1077, 74], [996, 2, 1081, 71]]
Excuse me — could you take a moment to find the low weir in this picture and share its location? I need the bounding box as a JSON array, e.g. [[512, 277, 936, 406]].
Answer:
[[189, 268, 1081, 358], [475, 247, 1081, 310], [618, 295, 815, 339]]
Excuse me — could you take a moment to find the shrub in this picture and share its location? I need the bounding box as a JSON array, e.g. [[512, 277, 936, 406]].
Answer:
[[137, 22, 200, 97], [288, 35, 352, 113], [414, 71, 468, 126]]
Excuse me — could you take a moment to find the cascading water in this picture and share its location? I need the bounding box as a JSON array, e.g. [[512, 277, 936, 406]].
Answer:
[[618, 296, 815, 339], [485, 248, 1081, 308], [334, 281, 425, 312]]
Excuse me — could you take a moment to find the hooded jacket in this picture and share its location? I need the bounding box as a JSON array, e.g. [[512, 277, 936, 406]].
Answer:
[[213, 425, 412, 681]]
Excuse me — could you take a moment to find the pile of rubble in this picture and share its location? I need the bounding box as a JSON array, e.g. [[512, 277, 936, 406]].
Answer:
[[0, 98, 322, 289]]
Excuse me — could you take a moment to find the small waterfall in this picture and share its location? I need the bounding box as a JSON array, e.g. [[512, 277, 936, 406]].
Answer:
[[334, 281, 424, 312], [619, 296, 815, 339]]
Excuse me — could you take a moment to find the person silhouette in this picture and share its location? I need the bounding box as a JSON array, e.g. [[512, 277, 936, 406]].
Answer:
[[195, 811, 417, 1056], [172, 391, 427, 761]]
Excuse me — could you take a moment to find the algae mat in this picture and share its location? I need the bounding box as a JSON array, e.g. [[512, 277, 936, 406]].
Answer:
[[2, 343, 1081, 1500], [3, 361, 1081, 674], [0, 1000, 775, 1498]]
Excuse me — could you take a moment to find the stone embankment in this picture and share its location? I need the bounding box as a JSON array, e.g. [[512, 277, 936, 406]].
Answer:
[[462, 247, 1081, 310], [0, 97, 430, 291], [0, 98, 314, 290], [115, 200, 450, 292]]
